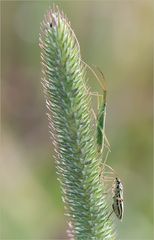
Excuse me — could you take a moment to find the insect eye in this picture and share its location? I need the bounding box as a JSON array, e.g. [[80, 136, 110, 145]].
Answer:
[[116, 177, 119, 182], [50, 22, 52, 28]]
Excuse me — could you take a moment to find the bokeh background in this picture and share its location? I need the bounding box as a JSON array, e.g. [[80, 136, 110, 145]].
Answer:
[[1, 1, 153, 239]]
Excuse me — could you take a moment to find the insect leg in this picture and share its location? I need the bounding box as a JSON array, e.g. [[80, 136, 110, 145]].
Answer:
[[81, 60, 106, 91], [81, 61, 108, 154], [106, 209, 114, 221]]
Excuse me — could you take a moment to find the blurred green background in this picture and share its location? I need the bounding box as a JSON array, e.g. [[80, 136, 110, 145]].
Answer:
[[1, 1, 153, 239]]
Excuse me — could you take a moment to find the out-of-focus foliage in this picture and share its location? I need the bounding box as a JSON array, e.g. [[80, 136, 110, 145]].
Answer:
[[1, 1, 153, 240]]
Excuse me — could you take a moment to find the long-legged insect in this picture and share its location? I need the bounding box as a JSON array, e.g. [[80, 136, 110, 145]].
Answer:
[[82, 61, 124, 220], [81, 60, 111, 172], [95, 68, 108, 154], [81, 60, 110, 154]]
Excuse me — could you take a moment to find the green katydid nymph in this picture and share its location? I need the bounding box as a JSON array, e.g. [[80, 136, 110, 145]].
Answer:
[[95, 69, 107, 153], [81, 61, 110, 154]]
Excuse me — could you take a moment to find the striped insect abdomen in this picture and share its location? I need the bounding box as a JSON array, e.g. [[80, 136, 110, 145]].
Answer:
[[112, 178, 124, 220]]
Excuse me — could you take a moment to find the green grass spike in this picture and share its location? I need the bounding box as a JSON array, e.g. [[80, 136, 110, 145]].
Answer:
[[39, 5, 115, 239]]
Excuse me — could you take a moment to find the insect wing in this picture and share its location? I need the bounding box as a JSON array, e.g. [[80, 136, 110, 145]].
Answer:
[[112, 178, 124, 220], [112, 196, 123, 220]]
